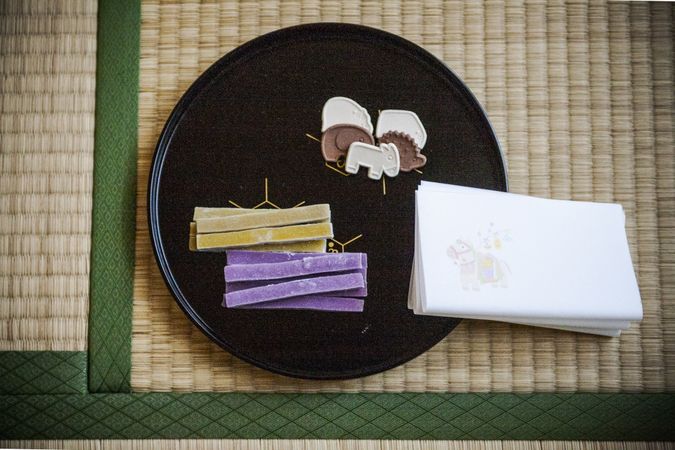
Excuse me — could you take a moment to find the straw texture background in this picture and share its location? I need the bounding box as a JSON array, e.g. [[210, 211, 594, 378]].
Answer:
[[132, 0, 674, 394], [0, 0, 96, 351], [2, 440, 675, 450], [1, 1, 673, 447]]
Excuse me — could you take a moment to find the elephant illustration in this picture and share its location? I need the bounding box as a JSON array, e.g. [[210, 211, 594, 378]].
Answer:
[[345, 142, 400, 180], [447, 239, 509, 290]]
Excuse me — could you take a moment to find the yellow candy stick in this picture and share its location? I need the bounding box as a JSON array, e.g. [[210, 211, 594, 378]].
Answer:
[[196, 204, 330, 234], [190, 224, 327, 252], [196, 222, 333, 250], [189, 222, 197, 251], [190, 223, 326, 253], [193, 207, 262, 220], [241, 240, 326, 253]]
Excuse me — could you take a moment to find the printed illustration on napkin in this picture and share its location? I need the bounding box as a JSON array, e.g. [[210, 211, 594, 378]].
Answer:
[[447, 225, 512, 291]]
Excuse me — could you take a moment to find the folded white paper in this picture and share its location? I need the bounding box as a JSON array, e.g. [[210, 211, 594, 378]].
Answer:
[[409, 182, 643, 336]]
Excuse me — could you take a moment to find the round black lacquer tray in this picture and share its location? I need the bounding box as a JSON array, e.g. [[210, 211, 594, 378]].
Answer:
[[149, 23, 507, 379]]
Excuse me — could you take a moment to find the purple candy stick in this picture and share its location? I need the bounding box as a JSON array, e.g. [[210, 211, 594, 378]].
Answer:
[[224, 253, 363, 282], [225, 268, 367, 297], [234, 296, 364, 312], [226, 250, 325, 265], [225, 252, 368, 297], [224, 273, 365, 307]]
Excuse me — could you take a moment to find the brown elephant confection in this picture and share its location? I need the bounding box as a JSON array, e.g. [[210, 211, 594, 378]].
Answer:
[[378, 130, 427, 172], [321, 124, 375, 162]]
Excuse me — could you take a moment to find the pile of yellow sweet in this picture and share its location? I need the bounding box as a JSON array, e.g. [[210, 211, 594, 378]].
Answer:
[[189, 204, 332, 252]]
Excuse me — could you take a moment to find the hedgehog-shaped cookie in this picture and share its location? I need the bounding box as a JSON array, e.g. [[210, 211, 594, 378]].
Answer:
[[378, 130, 426, 172], [375, 110, 427, 172]]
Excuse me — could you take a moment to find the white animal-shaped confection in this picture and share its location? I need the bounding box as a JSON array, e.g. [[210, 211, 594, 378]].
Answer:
[[322, 97, 374, 134], [345, 142, 400, 180], [376, 110, 427, 149]]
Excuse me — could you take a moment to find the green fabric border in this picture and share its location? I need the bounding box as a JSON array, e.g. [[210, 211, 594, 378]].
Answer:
[[88, 0, 140, 393], [0, 352, 87, 395], [0, 393, 673, 440]]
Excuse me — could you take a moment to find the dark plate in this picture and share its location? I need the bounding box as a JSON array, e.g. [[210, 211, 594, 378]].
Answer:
[[149, 23, 507, 379]]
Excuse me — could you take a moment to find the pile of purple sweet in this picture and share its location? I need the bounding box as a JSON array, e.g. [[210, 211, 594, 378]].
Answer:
[[222, 250, 367, 312]]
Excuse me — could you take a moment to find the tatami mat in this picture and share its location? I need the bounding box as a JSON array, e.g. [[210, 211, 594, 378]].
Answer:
[[1, 2, 674, 447], [0, 0, 97, 351], [132, 0, 674, 393]]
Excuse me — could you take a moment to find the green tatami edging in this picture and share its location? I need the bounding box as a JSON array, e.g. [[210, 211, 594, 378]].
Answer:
[[0, 352, 87, 395], [87, 0, 140, 393], [1, 393, 674, 440]]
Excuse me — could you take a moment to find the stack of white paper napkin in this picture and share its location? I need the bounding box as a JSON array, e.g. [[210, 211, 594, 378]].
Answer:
[[409, 181, 643, 336]]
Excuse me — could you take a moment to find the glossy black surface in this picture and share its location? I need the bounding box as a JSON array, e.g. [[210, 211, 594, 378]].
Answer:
[[149, 23, 507, 379]]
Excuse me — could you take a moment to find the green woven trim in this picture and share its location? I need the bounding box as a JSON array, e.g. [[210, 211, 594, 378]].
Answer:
[[88, 0, 140, 393], [0, 352, 87, 395], [0, 393, 673, 440]]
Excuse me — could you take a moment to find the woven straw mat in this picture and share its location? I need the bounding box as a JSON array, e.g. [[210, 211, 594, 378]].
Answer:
[[0, 0, 96, 351]]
